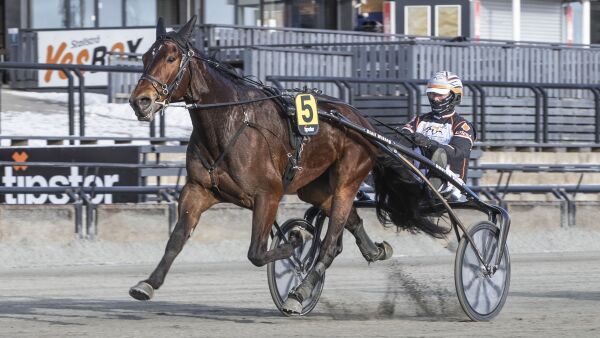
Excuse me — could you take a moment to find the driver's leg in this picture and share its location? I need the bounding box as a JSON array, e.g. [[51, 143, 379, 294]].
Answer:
[[429, 148, 448, 190]]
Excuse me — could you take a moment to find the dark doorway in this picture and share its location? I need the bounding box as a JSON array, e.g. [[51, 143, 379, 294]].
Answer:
[[592, 2, 600, 44], [288, 0, 337, 29]]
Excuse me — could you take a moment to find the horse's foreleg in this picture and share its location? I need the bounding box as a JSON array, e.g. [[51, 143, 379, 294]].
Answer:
[[129, 182, 217, 301], [345, 207, 393, 262], [247, 192, 307, 267]]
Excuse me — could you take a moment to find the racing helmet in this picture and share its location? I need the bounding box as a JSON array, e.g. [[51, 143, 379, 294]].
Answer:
[[425, 71, 463, 116]]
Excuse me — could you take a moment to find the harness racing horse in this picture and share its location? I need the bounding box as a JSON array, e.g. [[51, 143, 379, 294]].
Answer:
[[129, 16, 447, 314]]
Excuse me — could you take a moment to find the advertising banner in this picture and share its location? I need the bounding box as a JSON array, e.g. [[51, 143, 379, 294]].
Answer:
[[0, 146, 141, 204], [37, 28, 154, 87]]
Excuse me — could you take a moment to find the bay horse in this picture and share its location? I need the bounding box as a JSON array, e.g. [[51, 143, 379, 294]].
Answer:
[[128, 16, 447, 314]]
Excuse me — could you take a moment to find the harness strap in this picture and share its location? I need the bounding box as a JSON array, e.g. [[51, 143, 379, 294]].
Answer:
[[282, 143, 303, 193], [194, 119, 258, 196], [186, 94, 282, 110]]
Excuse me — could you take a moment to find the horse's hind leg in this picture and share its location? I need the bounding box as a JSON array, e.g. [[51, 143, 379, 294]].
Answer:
[[129, 182, 218, 301], [345, 207, 393, 262], [298, 178, 392, 263], [283, 180, 361, 314], [247, 192, 309, 267]]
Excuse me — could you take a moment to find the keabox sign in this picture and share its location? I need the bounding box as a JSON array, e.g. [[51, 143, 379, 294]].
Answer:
[[37, 28, 154, 87]]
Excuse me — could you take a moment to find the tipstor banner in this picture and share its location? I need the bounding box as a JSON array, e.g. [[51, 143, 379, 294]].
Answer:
[[37, 28, 155, 87], [0, 146, 141, 204]]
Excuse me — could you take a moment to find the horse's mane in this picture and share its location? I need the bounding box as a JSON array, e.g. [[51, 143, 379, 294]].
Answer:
[[191, 46, 266, 90]]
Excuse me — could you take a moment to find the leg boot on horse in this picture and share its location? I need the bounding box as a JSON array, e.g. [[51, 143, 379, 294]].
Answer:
[[345, 207, 393, 262], [298, 174, 392, 264]]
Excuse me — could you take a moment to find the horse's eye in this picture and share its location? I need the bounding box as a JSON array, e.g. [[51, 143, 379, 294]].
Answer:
[[167, 56, 176, 63]]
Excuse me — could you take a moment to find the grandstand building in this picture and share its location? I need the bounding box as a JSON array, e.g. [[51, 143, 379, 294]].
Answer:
[[0, 0, 598, 60]]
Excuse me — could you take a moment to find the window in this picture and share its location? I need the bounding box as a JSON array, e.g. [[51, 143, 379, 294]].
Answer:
[[405, 6, 430, 36], [205, 0, 235, 25], [158, 0, 179, 26], [31, 0, 67, 29], [238, 0, 260, 26], [70, 0, 96, 28], [126, 0, 157, 26], [297, 0, 318, 28], [435, 5, 461, 37], [99, 0, 123, 27], [264, 1, 285, 27], [30, 0, 160, 28]]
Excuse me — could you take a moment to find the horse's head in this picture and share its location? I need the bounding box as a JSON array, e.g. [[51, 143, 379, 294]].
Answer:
[[129, 16, 197, 121]]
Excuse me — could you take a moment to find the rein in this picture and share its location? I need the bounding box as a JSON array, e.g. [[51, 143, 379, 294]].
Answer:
[[139, 37, 284, 112], [139, 36, 310, 197], [185, 94, 283, 110]]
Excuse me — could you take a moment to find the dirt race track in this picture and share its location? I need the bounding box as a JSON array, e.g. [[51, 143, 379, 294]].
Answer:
[[1, 252, 599, 338]]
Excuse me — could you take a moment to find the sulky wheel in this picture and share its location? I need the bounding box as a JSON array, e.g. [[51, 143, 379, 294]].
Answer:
[[454, 221, 511, 321], [267, 218, 324, 316]]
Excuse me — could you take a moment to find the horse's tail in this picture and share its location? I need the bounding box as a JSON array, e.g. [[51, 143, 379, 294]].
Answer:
[[372, 152, 451, 238]]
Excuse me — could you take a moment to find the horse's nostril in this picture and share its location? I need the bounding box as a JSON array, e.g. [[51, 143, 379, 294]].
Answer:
[[137, 96, 152, 109]]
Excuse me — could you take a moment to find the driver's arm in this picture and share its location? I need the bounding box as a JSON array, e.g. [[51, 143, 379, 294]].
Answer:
[[395, 117, 419, 147], [423, 121, 475, 178]]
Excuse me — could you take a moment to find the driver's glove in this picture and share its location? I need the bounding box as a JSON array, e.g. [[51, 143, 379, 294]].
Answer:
[[413, 133, 439, 150]]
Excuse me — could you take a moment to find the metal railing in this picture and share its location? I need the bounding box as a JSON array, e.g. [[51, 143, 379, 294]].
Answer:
[[2, 66, 599, 145], [0, 135, 188, 146], [0, 158, 185, 238], [267, 76, 600, 144], [0, 62, 142, 137], [2, 142, 600, 230], [0, 61, 174, 139]]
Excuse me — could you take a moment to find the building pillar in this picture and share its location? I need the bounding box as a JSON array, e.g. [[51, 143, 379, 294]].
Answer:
[[472, 0, 481, 40], [337, 0, 352, 31], [582, 0, 591, 45], [512, 0, 521, 41]]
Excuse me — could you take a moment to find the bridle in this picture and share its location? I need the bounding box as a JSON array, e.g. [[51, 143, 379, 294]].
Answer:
[[138, 37, 198, 108], [138, 36, 283, 111]]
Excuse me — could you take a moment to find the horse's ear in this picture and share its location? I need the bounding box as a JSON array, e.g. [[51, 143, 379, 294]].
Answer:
[[156, 17, 166, 39], [177, 15, 197, 40]]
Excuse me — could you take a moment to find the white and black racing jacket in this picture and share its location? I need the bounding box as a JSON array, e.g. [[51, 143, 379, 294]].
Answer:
[[400, 111, 475, 180]]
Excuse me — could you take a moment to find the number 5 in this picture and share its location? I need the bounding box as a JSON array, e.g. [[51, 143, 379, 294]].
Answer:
[[300, 95, 314, 123]]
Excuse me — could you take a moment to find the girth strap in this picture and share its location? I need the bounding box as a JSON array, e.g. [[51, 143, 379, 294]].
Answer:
[[282, 136, 303, 193]]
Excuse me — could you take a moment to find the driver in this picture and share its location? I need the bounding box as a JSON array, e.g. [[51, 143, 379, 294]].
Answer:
[[398, 71, 475, 199]]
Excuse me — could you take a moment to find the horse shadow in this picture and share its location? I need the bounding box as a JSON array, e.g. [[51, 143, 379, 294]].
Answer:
[[0, 298, 285, 326]]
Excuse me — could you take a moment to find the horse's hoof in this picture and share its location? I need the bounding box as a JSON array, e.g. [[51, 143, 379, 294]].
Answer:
[[281, 296, 303, 316], [129, 281, 154, 301], [375, 241, 394, 261], [289, 226, 313, 245]]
